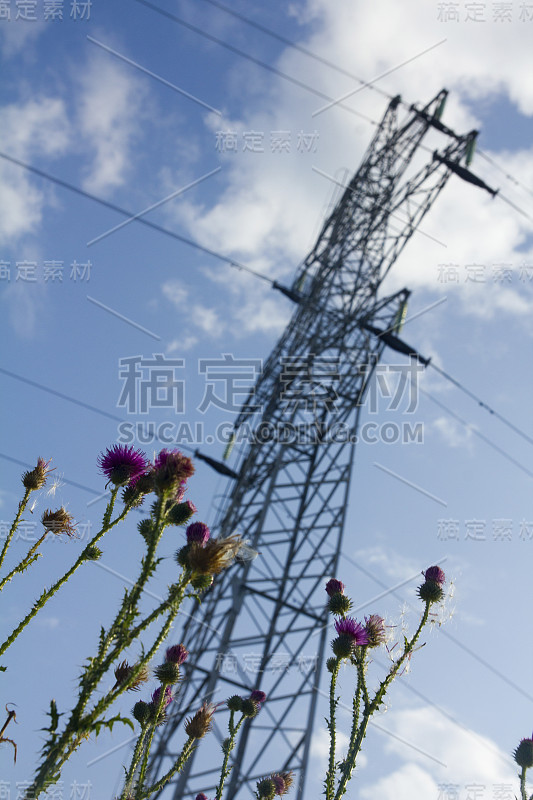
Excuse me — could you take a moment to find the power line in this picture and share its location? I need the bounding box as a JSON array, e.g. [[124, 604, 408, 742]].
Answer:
[[429, 362, 533, 448], [419, 385, 533, 480], [132, 0, 380, 125], [0, 150, 274, 286], [139, 0, 533, 220]]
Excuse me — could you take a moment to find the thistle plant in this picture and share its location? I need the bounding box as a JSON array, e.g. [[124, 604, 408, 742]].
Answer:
[[323, 566, 447, 800], [2, 448, 452, 800], [0, 445, 251, 799], [514, 733, 533, 800]]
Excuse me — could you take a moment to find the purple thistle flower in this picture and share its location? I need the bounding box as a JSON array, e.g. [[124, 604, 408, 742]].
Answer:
[[165, 644, 188, 665], [334, 617, 369, 645], [423, 565, 446, 585], [186, 521, 211, 546], [250, 690, 267, 707], [325, 578, 345, 597], [195, 794, 209, 800], [97, 444, 148, 487], [151, 685, 173, 710]]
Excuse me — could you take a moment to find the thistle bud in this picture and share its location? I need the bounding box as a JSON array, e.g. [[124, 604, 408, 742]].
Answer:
[[328, 593, 352, 616], [240, 698, 259, 718], [132, 700, 150, 726], [168, 500, 197, 526], [226, 695, 243, 713], [417, 579, 444, 604], [256, 778, 276, 800], [514, 736, 533, 768], [138, 519, 154, 541], [82, 545, 102, 561], [153, 662, 181, 685], [175, 544, 191, 569], [191, 573, 214, 591]]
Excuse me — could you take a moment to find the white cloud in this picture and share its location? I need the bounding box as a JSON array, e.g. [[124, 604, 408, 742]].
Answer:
[[359, 706, 518, 800], [0, 96, 70, 244], [76, 52, 148, 195], [162, 279, 189, 307], [164, 0, 533, 327], [352, 544, 422, 586], [431, 417, 476, 449]]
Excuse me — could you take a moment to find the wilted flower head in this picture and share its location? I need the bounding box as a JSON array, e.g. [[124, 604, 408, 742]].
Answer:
[[184, 701, 217, 739], [112, 661, 149, 692], [364, 614, 386, 648], [187, 534, 248, 576], [22, 457, 53, 491], [423, 565, 446, 586], [41, 508, 76, 538], [325, 578, 345, 597], [186, 521, 210, 546], [271, 771, 294, 796], [97, 445, 148, 487], [165, 644, 188, 665], [514, 735, 533, 768]]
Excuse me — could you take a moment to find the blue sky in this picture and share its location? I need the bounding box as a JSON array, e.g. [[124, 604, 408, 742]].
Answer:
[[1, 1, 533, 798]]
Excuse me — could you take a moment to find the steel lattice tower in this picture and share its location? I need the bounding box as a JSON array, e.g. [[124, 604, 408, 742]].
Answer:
[[148, 90, 480, 799]]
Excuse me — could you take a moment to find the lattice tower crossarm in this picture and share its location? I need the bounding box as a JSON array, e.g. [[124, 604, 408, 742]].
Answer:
[[148, 89, 477, 800]]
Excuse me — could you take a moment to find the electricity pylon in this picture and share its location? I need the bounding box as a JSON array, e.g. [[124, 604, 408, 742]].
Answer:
[[148, 90, 488, 799]]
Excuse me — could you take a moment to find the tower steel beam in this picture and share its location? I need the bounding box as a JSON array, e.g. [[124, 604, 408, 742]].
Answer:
[[148, 89, 478, 799]]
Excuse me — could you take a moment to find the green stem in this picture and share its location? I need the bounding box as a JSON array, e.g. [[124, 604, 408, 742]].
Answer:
[[0, 488, 31, 572], [215, 712, 244, 800], [136, 686, 168, 793], [28, 574, 189, 798], [1, 488, 123, 662], [325, 657, 341, 800], [334, 605, 431, 800], [520, 766, 528, 800], [136, 738, 196, 800], [0, 531, 48, 591], [121, 726, 150, 800]]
